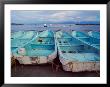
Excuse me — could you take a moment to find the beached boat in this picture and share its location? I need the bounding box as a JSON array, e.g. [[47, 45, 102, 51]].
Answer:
[[72, 31, 100, 50], [56, 31, 100, 72], [11, 31, 37, 54], [88, 31, 100, 39], [11, 31, 38, 63], [12, 30, 57, 64]]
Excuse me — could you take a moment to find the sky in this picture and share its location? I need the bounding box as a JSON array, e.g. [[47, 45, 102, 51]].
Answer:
[[11, 10, 100, 24]]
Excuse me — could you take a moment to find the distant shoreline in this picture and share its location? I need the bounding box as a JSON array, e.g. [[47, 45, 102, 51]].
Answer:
[[11, 23, 100, 25], [11, 23, 24, 25], [75, 24, 100, 25]]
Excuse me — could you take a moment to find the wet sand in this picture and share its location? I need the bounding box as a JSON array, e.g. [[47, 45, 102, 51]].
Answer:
[[11, 57, 100, 77]]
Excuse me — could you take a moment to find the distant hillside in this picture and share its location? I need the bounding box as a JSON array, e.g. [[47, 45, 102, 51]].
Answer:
[[11, 23, 24, 25], [57, 21, 100, 25], [75, 21, 100, 25], [75, 24, 100, 25]]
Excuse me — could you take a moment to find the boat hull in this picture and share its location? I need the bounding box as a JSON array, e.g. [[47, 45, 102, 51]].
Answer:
[[12, 51, 57, 64], [61, 59, 100, 72]]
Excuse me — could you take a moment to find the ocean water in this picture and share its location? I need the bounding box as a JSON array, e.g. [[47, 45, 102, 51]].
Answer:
[[11, 24, 100, 32]]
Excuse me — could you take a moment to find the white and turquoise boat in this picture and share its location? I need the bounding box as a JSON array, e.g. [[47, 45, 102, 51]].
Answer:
[[11, 31, 37, 55], [88, 31, 100, 39], [56, 31, 100, 72], [11, 30, 57, 64], [72, 31, 100, 50]]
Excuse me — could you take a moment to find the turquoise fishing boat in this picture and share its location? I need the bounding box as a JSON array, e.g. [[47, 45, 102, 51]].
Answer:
[[72, 31, 100, 50], [11, 30, 57, 64], [56, 31, 100, 72], [88, 31, 100, 39], [11, 31, 37, 55], [11, 31, 37, 63]]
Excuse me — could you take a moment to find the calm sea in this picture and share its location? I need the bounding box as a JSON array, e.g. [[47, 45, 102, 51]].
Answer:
[[11, 24, 100, 32]]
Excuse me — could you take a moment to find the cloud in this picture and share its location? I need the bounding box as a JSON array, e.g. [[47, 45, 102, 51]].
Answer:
[[11, 10, 100, 24], [85, 16, 99, 21]]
